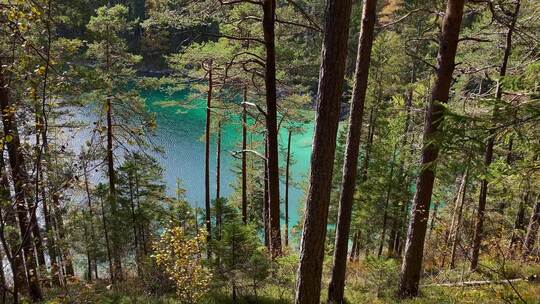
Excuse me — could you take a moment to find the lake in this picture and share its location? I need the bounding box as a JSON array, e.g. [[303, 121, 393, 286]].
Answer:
[[142, 89, 315, 229]]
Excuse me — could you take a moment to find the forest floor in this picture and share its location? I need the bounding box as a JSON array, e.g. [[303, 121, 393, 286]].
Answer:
[[41, 280, 540, 304], [41, 260, 540, 304]]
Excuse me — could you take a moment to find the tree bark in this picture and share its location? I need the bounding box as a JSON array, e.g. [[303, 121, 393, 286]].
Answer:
[[397, 0, 465, 298], [263, 0, 282, 257], [470, 0, 520, 272], [327, 1, 377, 300], [378, 144, 397, 258], [295, 0, 353, 302], [0, 67, 43, 302], [264, 137, 270, 248]]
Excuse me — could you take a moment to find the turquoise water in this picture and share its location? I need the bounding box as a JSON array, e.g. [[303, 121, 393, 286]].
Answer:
[[143, 89, 314, 227]]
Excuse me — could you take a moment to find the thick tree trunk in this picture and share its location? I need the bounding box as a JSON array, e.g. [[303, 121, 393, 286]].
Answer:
[[523, 195, 540, 258], [0, 67, 43, 302], [327, 1, 377, 301], [294, 0, 353, 302], [470, 0, 520, 271], [205, 65, 213, 256], [263, 0, 281, 257], [397, 0, 465, 298], [285, 130, 292, 247], [241, 88, 248, 224]]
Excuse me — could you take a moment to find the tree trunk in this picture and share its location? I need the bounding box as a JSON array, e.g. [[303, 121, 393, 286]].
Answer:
[[99, 194, 114, 283], [327, 1, 377, 300], [470, 0, 520, 272], [83, 161, 99, 280], [450, 170, 468, 269], [51, 194, 75, 278], [294, 0, 353, 302], [106, 94, 123, 279], [128, 174, 141, 276], [510, 190, 528, 247], [397, 0, 465, 298], [285, 129, 292, 247], [378, 144, 397, 258], [523, 195, 540, 258], [0, 153, 25, 302], [263, 0, 281, 258], [216, 120, 221, 200], [241, 88, 248, 224], [0, 66, 43, 301], [264, 137, 270, 248], [205, 65, 213, 257]]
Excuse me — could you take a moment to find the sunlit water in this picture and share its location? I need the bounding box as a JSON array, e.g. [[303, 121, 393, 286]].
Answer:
[[143, 89, 314, 229]]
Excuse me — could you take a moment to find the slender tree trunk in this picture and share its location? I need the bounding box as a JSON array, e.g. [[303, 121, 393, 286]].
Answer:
[[51, 194, 74, 278], [216, 120, 221, 200], [263, 0, 281, 257], [523, 195, 540, 258], [32, 109, 47, 271], [295, 0, 353, 302], [0, 153, 25, 302], [349, 231, 358, 262], [450, 170, 468, 269], [470, 0, 520, 272], [285, 129, 292, 247], [83, 161, 98, 280], [205, 65, 213, 256], [128, 174, 141, 276], [378, 145, 397, 258], [397, 0, 465, 298], [99, 194, 114, 283], [264, 137, 270, 248], [0, 66, 43, 301], [241, 88, 248, 224], [327, 2, 377, 300], [510, 190, 528, 247]]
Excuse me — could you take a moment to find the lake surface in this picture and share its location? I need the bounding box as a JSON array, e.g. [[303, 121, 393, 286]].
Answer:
[[143, 89, 314, 228]]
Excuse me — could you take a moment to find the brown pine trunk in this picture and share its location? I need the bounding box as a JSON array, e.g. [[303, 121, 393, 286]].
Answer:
[[294, 0, 353, 302], [397, 0, 465, 298], [349, 231, 358, 262], [327, 1, 377, 300], [263, 0, 281, 257], [205, 65, 213, 256], [0, 65, 43, 302], [241, 88, 248, 224], [470, 0, 520, 271], [285, 130, 292, 247], [523, 195, 540, 258]]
